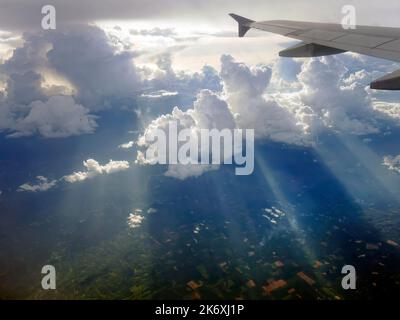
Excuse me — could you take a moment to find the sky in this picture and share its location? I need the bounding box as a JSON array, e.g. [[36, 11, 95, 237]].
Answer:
[[3, 0, 400, 70], [0, 0, 400, 195], [2, 0, 400, 31]]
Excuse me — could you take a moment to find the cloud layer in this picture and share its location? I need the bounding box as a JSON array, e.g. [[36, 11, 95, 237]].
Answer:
[[0, 24, 226, 138], [3, 19, 400, 186], [136, 53, 400, 180]]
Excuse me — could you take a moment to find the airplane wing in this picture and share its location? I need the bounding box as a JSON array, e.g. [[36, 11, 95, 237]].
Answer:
[[230, 13, 400, 90]]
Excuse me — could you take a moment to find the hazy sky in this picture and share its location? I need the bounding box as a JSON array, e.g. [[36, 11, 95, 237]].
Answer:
[[2, 0, 400, 31], [2, 0, 400, 70]]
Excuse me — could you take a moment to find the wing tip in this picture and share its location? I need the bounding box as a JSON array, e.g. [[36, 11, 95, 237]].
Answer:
[[228, 13, 254, 23], [229, 13, 254, 37]]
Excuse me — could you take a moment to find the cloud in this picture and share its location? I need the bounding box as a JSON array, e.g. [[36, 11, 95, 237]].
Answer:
[[139, 55, 384, 180], [0, 24, 143, 137], [136, 89, 234, 149], [191, 88, 236, 130], [383, 155, 400, 174], [119, 141, 135, 149], [165, 164, 219, 180], [63, 159, 130, 183], [16, 158, 131, 194], [135, 53, 400, 181], [147, 207, 157, 214], [295, 56, 380, 135], [220, 54, 310, 145], [270, 54, 400, 137], [140, 54, 309, 149], [136, 89, 233, 179], [127, 210, 145, 229], [142, 53, 222, 96], [8, 95, 97, 138], [0, 24, 227, 138], [130, 28, 176, 37], [373, 101, 400, 121], [140, 90, 178, 99], [135, 55, 313, 180], [17, 176, 57, 192], [5, 71, 45, 105], [46, 25, 141, 110]]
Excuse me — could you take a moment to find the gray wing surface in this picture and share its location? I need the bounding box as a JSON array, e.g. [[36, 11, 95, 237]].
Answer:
[[230, 13, 400, 90]]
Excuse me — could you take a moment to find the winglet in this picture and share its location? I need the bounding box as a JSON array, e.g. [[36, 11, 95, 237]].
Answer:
[[229, 13, 254, 37]]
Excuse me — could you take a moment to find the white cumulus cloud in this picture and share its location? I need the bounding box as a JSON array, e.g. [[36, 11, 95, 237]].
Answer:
[[64, 159, 130, 183], [220, 54, 311, 145], [9, 95, 97, 138], [136, 89, 233, 179], [136, 55, 314, 180]]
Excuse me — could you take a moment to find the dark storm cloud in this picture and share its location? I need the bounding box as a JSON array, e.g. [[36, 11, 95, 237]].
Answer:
[[45, 25, 141, 109], [1, 0, 400, 32], [0, 24, 140, 137], [6, 71, 45, 105], [1, 24, 141, 110]]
